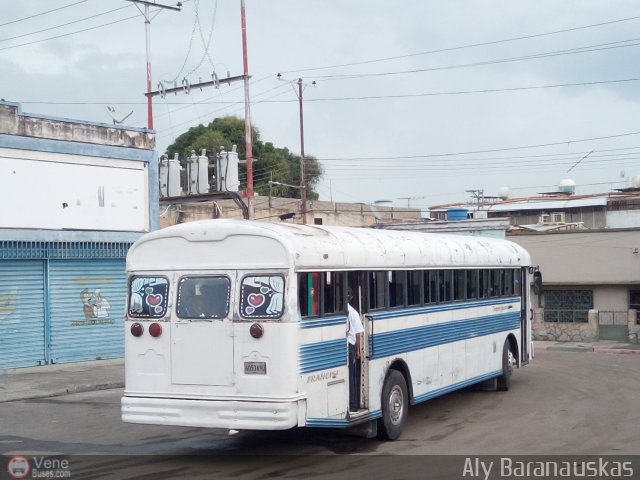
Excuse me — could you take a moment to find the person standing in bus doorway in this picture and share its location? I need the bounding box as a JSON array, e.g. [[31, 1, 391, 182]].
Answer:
[[347, 289, 364, 411]]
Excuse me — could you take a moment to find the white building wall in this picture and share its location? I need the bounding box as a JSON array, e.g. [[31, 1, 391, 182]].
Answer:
[[0, 148, 147, 231], [594, 286, 628, 311], [606, 210, 640, 229], [509, 230, 640, 285]]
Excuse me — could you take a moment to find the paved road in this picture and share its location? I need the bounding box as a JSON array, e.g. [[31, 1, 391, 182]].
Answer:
[[2, 350, 639, 478]]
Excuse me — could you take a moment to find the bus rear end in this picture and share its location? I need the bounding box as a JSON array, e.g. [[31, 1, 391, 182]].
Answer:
[[121, 224, 303, 430]]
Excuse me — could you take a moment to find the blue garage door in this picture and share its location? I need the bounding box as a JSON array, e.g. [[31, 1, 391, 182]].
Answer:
[[49, 259, 127, 363], [0, 260, 46, 368]]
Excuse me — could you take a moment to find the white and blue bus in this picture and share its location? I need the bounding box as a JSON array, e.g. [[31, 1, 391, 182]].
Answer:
[[122, 219, 532, 440]]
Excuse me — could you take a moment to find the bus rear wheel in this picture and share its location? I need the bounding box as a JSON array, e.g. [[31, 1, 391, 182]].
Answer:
[[497, 339, 514, 391], [377, 370, 408, 440]]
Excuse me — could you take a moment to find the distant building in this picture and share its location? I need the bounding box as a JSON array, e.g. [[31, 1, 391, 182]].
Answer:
[[429, 183, 640, 344], [0, 101, 157, 369]]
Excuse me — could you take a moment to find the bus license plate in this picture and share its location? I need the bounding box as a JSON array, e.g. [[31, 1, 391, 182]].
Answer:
[[244, 361, 266, 375]]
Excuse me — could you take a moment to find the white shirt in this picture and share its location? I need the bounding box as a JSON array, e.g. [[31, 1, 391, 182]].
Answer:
[[347, 303, 364, 345]]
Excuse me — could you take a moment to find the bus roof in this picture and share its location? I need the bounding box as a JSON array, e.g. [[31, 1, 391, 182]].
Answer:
[[127, 219, 531, 272]]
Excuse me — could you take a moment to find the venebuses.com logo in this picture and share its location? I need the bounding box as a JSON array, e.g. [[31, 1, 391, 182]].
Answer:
[[6, 456, 30, 479], [6, 455, 71, 479]]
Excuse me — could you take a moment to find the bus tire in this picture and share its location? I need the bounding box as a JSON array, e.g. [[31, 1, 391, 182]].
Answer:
[[496, 340, 513, 392], [377, 370, 408, 440]]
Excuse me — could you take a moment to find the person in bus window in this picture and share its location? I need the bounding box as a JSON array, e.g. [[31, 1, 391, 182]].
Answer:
[[347, 289, 364, 411]]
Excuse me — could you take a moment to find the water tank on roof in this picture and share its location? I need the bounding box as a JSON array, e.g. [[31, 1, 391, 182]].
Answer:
[[632, 175, 640, 189], [447, 207, 468, 221], [558, 178, 576, 194], [497, 186, 510, 200]]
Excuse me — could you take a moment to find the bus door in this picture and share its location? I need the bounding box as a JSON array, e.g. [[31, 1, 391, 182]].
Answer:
[[170, 274, 235, 386], [359, 288, 370, 411], [519, 267, 530, 364], [348, 272, 369, 412]]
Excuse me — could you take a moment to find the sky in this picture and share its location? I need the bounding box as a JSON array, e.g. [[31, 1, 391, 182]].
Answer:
[[2, 0, 640, 212]]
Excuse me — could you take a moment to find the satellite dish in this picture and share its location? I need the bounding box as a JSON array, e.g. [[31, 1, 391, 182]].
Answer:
[[105, 105, 133, 125]]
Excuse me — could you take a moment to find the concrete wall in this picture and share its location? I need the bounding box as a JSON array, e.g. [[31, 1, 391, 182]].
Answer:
[[533, 308, 640, 343], [594, 286, 628, 311], [607, 210, 640, 229], [374, 218, 510, 239], [0, 101, 158, 238], [159, 195, 423, 228], [509, 229, 640, 285], [489, 207, 607, 228]]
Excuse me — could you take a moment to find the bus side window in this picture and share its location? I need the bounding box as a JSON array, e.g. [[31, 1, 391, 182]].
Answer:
[[439, 270, 452, 303], [453, 270, 465, 301], [503, 269, 513, 296], [368, 271, 386, 310], [513, 269, 522, 295], [490, 269, 501, 297], [424, 270, 438, 304], [299, 273, 320, 317], [389, 271, 406, 308], [407, 270, 422, 306], [467, 269, 479, 300], [323, 272, 346, 315]]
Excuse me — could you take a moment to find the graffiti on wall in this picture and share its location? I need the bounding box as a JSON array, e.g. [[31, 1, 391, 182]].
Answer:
[[0, 292, 17, 322], [72, 288, 115, 326]]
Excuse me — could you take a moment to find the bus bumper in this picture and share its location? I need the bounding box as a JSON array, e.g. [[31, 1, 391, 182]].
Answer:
[[121, 395, 300, 430]]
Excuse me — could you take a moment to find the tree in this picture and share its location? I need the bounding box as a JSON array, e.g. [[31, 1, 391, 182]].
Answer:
[[166, 116, 323, 200]]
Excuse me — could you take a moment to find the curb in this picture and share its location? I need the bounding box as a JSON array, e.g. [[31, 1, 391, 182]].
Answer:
[[0, 381, 124, 404], [545, 346, 594, 353], [594, 348, 640, 355], [536, 344, 640, 355]]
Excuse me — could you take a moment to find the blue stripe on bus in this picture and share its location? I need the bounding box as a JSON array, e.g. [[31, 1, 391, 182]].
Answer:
[[300, 315, 347, 329], [371, 312, 520, 359], [306, 410, 382, 427], [369, 296, 520, 321], [297, 297, 520, 330], [305, 370, 504, 428], [299, 338, 347, 374], [413, 370, 502, 404]]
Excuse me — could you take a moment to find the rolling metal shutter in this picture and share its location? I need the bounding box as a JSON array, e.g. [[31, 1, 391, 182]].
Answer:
[[49, 259, 126, 363], [0, 260, 46, 368]]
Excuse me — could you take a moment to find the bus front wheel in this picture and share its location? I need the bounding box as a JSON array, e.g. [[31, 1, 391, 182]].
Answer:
[[377, 370, 408, 440], [497, 340, 514, 391]]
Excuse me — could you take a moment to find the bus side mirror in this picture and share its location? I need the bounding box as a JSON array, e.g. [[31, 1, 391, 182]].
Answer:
[[533, 271, 543, 295]]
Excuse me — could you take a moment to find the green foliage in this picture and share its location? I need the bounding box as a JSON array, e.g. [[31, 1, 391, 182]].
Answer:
[[165, 116, 323, 199]]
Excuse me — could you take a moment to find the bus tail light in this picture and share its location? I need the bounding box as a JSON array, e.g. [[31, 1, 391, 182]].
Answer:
[[130, 322, 144, 337], [250, 323, 263, 339], [149, 322, 163, 338]]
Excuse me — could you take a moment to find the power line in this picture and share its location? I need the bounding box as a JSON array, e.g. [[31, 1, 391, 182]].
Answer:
[[303, 78, 640, 101], [315, 130, 640, 161], [0, 0, 89, 28], [0, 12, 141, 51], [22, 76, 640, 105], [277, 13, 640, 75], [0, 4, 133, 43], [313, 37, 640, 81], [317, 146, 640, 164]]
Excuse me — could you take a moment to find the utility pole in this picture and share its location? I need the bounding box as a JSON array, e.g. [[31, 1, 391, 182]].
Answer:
[[277, 74, 316, 224], [127, 0, 182, 130], [297, 78, 307, 225], [241, 0, 255, 220]]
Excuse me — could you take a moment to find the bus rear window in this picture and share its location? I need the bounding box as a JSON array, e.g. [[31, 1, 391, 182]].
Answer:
[[177, 276, 230, 319], [129, 276, 169, 318], [241, 275, 285, 319]]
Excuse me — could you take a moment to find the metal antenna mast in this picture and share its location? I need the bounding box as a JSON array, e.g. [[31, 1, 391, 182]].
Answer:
[[126, 0, 182, 130]]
